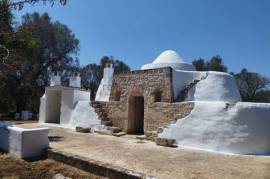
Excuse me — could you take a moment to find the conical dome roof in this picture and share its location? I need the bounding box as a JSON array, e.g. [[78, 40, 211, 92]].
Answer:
[[153, 50, 184, 64]]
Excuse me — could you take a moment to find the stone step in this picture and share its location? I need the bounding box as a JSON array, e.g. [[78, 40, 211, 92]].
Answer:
[[135, 135, 146, 140], [75, 127, 91, 133], [94, 129, 112, 135], [112, 132, 126, 137], [102, 120, 113, 126], [107, 126, 121, 133], [156, 138, 177, 148]]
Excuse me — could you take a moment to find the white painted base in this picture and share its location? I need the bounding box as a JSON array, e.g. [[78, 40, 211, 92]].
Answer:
[[0, 125, 49, 159]]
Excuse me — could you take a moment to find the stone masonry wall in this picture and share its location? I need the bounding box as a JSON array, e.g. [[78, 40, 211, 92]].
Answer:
[[92, 101, 127, 130], [92, 67, 194, 139], [144, 102, 194, 140], [110, 67, 174, 103], [109, 67, 174, 132], [93, 101, 194, 140]]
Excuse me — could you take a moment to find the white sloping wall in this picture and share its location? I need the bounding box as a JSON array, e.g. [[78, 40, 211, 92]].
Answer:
[[159, 102, 270, 155], [69, 101, 100, 129], [60, 88, 91, 126], [173, 70, 241, 102], [60, 89, 101, 128], [172, 70, 201, 100], [192, 72, 241, 102]]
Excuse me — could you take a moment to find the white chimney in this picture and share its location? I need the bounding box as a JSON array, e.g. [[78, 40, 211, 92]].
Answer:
[[69, 72, 81, 88], [103, 62, 114, 85], [50, 71, 61, 86], [95, 62, 114, 101]]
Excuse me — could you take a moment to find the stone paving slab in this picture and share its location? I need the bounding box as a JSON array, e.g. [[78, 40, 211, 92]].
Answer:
[[48, 148, 154, 179], [17, 123, 270, 179]]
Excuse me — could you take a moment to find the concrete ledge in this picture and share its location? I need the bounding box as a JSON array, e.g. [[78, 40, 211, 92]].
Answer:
[[48, 148, 155, 179]]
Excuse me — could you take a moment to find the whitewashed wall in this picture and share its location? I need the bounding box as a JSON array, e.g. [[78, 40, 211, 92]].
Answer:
[[39, 94, 46, 123], [159, 102, 270, 155], [172, 70, 241, 102], [39, 86, 98, 129], [59, 88, 74, 126], [69, 101, 100, 129], [0, 126, 49, 159], [60, 89, 90, 126]]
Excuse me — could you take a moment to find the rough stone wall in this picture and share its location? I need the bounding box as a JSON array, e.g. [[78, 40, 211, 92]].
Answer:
[[92, 101, 127, 130], [92, 67, 194, 138], [110, 67, 174, 103], [95, 101, 194, 140], [109, 67, 174, 131], [144, 102, 194, 140]]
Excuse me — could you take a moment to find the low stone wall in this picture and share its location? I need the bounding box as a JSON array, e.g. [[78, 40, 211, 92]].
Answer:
[[144, 102, 194, 140], [48, 148, 154, 179], [91, 101, 127, 130], [92, 101, 194, 140], [145, 102, 194, 131]]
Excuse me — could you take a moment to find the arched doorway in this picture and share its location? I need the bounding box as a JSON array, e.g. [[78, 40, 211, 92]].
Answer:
[[128, 90, 144, 134]]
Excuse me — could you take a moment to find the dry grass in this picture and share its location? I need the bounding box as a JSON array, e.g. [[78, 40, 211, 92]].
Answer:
[[0, 153, 107, 179]]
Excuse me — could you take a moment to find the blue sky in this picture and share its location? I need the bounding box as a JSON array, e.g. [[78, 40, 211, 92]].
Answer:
[[14, 0, 270, 77]]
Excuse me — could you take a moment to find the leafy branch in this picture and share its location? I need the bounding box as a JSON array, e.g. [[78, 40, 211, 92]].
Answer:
[[0, 0, 67, 67], [9, 0, 67, 10], [0, 44, 15, 68]]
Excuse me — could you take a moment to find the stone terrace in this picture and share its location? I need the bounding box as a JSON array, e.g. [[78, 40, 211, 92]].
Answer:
[[16, 122, 270, 179]]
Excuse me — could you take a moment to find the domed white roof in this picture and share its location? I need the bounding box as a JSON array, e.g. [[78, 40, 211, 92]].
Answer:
[[141, 50, 195, 71], [153, 50, 184, 64]]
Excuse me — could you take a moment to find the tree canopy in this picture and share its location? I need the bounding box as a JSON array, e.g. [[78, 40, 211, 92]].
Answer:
[[234, 69, 270, 102], [192, 55, 228, 72], [0, 1, 130, 113], [0, 11, 79, 113]]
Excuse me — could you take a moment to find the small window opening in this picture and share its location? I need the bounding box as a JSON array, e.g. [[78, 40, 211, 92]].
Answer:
[[153, 91, 162, 102]]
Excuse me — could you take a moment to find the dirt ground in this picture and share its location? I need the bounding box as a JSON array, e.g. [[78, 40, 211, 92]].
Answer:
[[14, 122, 270, 179], [0, 153, 107, 179]]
